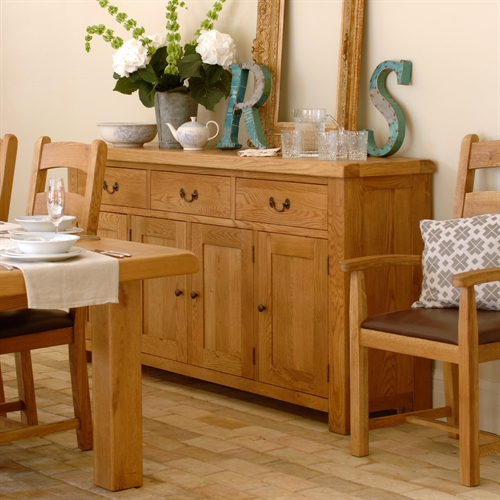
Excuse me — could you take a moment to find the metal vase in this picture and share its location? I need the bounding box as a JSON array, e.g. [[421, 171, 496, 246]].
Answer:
[[154, 91, 198, 149]]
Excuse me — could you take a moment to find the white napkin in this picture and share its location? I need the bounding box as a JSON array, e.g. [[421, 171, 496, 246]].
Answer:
[[0, 241, 119, 309], [237, 148, 281, 157], [0, 222, 22, 233]]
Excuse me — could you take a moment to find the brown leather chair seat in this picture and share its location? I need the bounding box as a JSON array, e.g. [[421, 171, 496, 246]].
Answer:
[[0, 310, 74, 339], [362, 308, 500, 346]]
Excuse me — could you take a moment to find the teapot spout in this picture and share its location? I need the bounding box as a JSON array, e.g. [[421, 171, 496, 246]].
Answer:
[[165, 123, 178, 141]]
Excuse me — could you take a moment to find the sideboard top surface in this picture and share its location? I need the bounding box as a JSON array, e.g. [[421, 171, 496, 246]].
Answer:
[[106, 147, 435, 179]]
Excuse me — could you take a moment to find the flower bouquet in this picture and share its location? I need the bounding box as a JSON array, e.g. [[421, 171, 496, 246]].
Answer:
[[85, 0, 237, 111]]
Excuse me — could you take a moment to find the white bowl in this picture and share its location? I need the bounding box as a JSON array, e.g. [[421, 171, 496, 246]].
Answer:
[[11, 233, 80, 255], [97, 122, 157, 148], [15, 215, 76, 232]]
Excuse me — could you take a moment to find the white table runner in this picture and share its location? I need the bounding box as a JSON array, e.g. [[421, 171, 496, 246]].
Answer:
[[0, 238, 119, 309]]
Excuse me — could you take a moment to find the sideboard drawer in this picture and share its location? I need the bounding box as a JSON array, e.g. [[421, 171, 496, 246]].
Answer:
[[151, 171, 231, 218], [103, 167, 148, 208], [235, 179, 328, 230]]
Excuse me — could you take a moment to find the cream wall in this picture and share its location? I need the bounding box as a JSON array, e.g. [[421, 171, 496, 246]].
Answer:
[[1, 1, 499, 433]]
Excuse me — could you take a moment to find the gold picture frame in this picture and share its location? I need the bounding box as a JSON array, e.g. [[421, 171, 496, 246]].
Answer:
[[252, 0, 365, 146]]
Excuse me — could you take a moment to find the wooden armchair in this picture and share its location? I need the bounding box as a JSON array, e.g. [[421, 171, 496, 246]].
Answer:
[[0, 137, 107, 449], [340, 134, 500, 486], [0, 134, 18, 222]]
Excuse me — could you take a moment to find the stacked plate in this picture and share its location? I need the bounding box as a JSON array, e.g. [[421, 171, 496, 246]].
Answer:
[[1, 216, 84, 262]]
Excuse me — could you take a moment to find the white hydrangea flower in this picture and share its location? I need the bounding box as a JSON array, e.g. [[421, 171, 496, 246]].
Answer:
[[145, 33, 167, 49], [112, 38, 150, 78], [195, 29, 237, 69]]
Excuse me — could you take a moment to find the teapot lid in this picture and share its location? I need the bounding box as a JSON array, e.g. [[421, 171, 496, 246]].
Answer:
[[181, 117, 204, 128]]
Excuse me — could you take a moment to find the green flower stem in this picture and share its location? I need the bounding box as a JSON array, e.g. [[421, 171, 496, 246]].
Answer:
[[164, 0, 187, 75], [85, 0, 148, 52], [194, 0, 227, 38]]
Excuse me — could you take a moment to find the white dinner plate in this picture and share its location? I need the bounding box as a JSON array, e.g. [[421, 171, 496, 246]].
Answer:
[[8, 226, 84, 235], [0, 246, 86, 262]]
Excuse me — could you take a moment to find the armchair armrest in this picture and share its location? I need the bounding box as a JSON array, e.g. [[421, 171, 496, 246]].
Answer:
[[339, 254, 421, 273], [452, 267, 500, 288]]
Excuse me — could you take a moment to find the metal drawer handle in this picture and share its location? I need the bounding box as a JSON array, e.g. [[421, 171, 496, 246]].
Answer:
[[258, 304, 266, 312], [269, 197, 290, 212], [190, 291, 198, 299], [174, 289, 183, 297], [103, 181, 119, 194], [180, 188, 198, 203]]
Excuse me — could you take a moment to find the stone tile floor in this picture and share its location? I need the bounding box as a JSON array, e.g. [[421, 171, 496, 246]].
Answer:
[[0, 347, 498, 499]]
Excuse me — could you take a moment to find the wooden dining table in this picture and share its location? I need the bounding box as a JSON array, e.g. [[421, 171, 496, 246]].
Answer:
[[0, 237, 199, 491]]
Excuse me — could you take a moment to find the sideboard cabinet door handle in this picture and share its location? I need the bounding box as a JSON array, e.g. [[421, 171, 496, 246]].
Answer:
[[103, 181, 119, 194], [269, 197, 290, 212], [180, 188, 198, 203]]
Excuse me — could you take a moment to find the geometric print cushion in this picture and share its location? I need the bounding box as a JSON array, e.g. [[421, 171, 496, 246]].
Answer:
[[412, 212, 500, 311]]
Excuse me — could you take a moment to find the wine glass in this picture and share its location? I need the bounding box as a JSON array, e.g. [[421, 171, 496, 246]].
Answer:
[[47, 177, 65, 233]]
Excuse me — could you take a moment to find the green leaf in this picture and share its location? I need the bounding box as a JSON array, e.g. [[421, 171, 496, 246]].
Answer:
[[149, 46, 168, 74], [156, 72, 183, 92], [137, 81, 156, 107], [137, 65, 158, 84], [183, 43, 197, 56], [178, 52, 202, 79], [188, 77, 225, 112], [219, 69, 232, 97], [113, 77, 140, 95], [201, 63, 224, 86]]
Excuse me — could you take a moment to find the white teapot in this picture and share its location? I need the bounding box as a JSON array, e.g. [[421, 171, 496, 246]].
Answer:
[[166, 117, 220, 151]]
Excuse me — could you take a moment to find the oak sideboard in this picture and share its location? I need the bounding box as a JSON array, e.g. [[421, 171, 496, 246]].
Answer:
[[75, 148, 435, 434]]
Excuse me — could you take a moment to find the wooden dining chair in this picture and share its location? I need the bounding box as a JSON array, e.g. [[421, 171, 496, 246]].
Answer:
[[0, 136, 107, 449], [0, 133, 18, 222], [340, 134, 500, 487], [26, 136, 108, 234]]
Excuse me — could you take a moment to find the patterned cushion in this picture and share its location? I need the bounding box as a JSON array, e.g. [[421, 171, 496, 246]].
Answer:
[[412, 213, 500, 311]]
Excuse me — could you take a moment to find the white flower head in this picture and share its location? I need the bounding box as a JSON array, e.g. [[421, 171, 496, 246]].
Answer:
[[195, 29, 237, 69], [112, 38, 150, 78], [145, 33, 167, 49]]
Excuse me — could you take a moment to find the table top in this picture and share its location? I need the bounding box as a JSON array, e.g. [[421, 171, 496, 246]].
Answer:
[[0, 237, 199, 301]]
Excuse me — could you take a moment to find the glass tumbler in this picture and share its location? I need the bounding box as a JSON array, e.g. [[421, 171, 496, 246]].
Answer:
[[347, 130, 368, 160], [317, 131, 338, 161], [280, 130, 301, 159]]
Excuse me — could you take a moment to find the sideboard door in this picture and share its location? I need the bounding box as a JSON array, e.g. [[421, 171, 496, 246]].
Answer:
[[131, 216, 189, 363], [189, 224, 255, 379], [256, 232, 329, 397]]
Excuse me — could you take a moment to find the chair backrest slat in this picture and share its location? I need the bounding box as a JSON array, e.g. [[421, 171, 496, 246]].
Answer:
[[0, 134, 18, 221], [453, 134, 500, 219]]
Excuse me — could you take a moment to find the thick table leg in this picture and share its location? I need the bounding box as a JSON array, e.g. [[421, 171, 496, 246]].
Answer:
[[91, 280, 143, 491]]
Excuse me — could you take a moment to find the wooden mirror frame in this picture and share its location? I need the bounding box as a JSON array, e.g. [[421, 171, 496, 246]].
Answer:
[[252, 0, 365, 147]]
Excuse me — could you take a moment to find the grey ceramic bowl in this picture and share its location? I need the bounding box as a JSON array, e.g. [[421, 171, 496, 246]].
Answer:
[[97, 123, 157, 148]]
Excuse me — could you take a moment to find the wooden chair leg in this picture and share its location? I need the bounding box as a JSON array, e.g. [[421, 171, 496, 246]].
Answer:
[[458, 288, 480, 487], [350, 270, 369, 457], [14, 351, 38, 425], [68, 308, 93, 451], [443, 361, 459, 439], [0, 362, 6, 417]]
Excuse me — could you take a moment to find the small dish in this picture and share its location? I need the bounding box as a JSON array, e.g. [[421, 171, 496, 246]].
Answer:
[[15, 215, 76, 233], [0, 246, 85, 262], [10, 233, 80, 255]]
